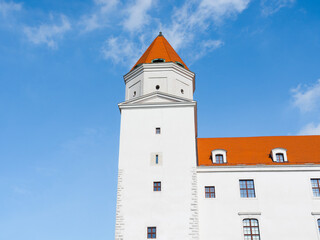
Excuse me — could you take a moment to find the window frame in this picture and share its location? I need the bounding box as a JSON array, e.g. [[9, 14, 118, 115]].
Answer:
[[239, 179, 256, 198], [271, 148, 288, 162], [155, 127, 161, 134], [242, 218, 261, 240], [153, 181, 161, 192], [205, 186, 215, 198], [147, 227, 156, 239], [311, 178, 320, 197], [211, 149, 227, 164]]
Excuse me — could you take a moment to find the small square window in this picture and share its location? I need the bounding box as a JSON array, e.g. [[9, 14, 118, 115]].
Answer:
[[147, 227, 156, 239], [215, 154, 224, 164], [153, 182, 161, 191], [240, 180, 256, 198], [205, 186, 215, 198], [276, 153, 285, 162], [155, 128, 161, 134]]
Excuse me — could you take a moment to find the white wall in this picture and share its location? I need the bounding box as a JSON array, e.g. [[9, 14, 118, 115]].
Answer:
[[116, 104, 198, 240], [197, 165, 320, 240]]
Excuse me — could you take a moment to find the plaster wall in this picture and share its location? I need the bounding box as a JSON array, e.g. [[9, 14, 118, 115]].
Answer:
[[197, 166, 320, 240]]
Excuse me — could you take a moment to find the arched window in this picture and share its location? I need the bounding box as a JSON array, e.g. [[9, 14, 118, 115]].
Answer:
[[215, 154, 224, 164], [152, 58, 165, 63], [243, 219, 260, 240], [276, 153, 284, 162]]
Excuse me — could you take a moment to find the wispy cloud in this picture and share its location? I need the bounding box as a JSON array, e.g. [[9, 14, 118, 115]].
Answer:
[[0, 0, 22, 17], [122, 0, 155, 32], [23, 14, 71, 49], [79, 0, 119, 32], [101, 36, 140, 66], [298, 122, 320, 135], [193, 39, 224, 62], [291, 79, 320, 113], [261, 0, 295, 16]]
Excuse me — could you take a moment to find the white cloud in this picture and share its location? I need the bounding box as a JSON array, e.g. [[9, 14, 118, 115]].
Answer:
[[122, 0, 155, 32], [163, 0, 250, 50], [261, 0, 295, 16], [23, 14, 71, 49], [101, 36, 140, 66], [193, 39, 224, 61], [298, 122, 320, 135], [0, 0, 22, 17], [80, 0, 119, 32], [291, 79, 320, 113]]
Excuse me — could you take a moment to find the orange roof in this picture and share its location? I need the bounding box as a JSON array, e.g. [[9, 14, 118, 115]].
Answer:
[[131, 32, 189, 71], [197, 135, 320, 166]]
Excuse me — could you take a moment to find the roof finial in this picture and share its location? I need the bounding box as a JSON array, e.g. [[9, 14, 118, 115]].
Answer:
[[158, 31, 163, 36]]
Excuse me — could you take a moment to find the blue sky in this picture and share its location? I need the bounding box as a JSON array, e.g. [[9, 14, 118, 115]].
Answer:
[[0, 0, 320, 239]]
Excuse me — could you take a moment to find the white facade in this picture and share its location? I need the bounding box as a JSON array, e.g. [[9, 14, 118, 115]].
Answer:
[[115, 54, 320, 240], [197, 165, 320, 240], [116, 62, 199, 240]]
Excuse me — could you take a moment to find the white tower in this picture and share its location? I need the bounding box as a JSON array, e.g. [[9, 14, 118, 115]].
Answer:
[[115, 33, 199, 240]]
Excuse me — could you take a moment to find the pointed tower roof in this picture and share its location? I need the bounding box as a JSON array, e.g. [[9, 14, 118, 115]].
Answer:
[[131, 32, 189, 71]]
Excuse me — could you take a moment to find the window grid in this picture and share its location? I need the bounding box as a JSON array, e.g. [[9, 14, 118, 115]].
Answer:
[[153, 182, 161, 191], [311, 179, 320, 197], [240, 180, 256, 198], [243, 219, 260, 240], [215, 154, 224, 164], [147, 227, 156, 239], [275, 153, 285, 162], [205, 186, 215, 198]]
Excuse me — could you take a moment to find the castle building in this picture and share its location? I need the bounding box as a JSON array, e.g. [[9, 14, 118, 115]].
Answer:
[[115, 32, 320, 240]]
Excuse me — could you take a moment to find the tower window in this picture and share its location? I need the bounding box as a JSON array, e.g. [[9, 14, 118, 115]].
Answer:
[[133, 91, 136, 97], [243, 219, 260, 240], [205, 186, 215, 198], [153, 182, 161, 191], [311, 179, 320, 197], [155, 85, 160, 90], [275, 153, 284, 162], [155, 127, 161, 134], [215, 154, 224, 164], [240, 180, 256, 198], [152, 58, 165, 63], [147, 227, 156, 239], [175, 61, 185, 68], [317, 219, 320, 232], [181, 89, 184, 94], [155, 154, 159, 164]]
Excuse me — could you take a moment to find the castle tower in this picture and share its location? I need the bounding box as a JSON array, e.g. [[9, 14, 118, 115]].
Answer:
[[115, 33, 199, 240]]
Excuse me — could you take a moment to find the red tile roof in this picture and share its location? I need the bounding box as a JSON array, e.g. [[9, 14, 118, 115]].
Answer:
[[131, 32, 188, 71], [197, 135, 320, 166]]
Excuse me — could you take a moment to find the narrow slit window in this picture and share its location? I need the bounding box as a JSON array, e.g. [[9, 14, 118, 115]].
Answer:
[[318, 219, 320, 233], [147, 227, 156, 239], [155, 154, 159, 164]]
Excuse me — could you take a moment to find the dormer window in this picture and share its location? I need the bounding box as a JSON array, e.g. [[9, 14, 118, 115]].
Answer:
[[175, 61, 185, 68], [152, 58, 165, 63], [271, 148, 288, 162], [211, 149, 227, 164]]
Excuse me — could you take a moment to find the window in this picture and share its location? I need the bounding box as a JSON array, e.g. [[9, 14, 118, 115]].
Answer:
[[275, 153, 284, 162], [152, 58, 165, 63], [211, 149, 227, 163], [155, 85, 160, 90], [215, 154, 224, 164], [175, 61, 185, 68], [205, 186, 215, 198], [311, 179, 320, 197], [155, 154, 159, 164], [155, 127, 161, 134], [271, 148, 288, 162], [240, 180, 256, 198], [243, 219, 260, 240], [147, 227, 156, 239], [153, 182, 161, 191], [318, 219, 320, 233]]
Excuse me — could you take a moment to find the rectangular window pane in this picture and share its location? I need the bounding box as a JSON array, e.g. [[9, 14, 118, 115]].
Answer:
[[240, 180, 255, 198], [205, 186, 215, 198]]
